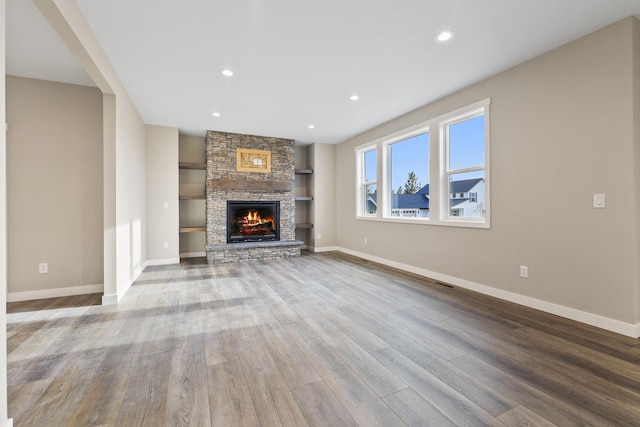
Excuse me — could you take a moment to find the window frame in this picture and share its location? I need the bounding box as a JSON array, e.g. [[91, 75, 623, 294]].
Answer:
[[355, 98, 490, 229], [356, 146, 378, 217]]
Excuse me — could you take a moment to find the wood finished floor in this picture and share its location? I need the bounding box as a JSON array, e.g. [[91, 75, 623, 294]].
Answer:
[[7, 252, 640, 426]]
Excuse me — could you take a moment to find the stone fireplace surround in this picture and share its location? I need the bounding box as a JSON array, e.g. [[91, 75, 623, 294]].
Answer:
[[204, 130, 303, 264]]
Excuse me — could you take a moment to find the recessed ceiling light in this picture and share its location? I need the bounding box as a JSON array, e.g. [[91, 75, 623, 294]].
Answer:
[[212, 112, 221, 117], [221, 69, 234, 77], [436, 30, 455, 42], [308, 124, 315, 129], [350, 94, 360, 101]]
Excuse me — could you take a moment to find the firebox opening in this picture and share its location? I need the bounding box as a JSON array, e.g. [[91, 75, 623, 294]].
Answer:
[[227, 201, 280, 243]]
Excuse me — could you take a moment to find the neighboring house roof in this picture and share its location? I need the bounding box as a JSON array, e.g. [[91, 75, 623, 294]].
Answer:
[[450, 198, 470, 207], [392, 193, 430, 209], [451, 178, 484, 193], [366, 194, 377, 212], [416, 178, 483, 196]]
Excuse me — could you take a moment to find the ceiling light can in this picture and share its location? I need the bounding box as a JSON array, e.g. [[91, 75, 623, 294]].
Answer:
[[436, 30, 455, 42]]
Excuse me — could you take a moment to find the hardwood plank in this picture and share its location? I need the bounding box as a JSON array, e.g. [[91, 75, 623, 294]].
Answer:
[[207, 359, 259, 427], [383, 387, 457, 427], [497, 406, 557, 427], [372, 347, 504, 426], [284, 321, 405, 427], [291, 380, 358, 427], [291, 301, 406, 397], [8, 252, 640, 426], [452, 354, 616, 426], [236, 326, 309, 427], [258, 321, 322, 389]]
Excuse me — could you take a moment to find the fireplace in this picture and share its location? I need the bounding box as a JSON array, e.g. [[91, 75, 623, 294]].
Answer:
[[227, 201, 280, 243]]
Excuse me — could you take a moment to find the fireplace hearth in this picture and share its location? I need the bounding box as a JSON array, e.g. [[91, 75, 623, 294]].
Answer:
[[227, 201, 280, 243]]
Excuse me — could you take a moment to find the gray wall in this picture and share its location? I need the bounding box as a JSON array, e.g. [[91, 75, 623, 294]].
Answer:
[[336, 18, 640, 327], [6, 76, 103, 297], [145, 125, 179, 263]]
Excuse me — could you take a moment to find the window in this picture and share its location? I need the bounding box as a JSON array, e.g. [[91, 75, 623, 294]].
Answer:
[[359, 148, 377, 215], [355, 98, 490, 228], [390, 132, 429, 218], [445, 111, 486, 219]]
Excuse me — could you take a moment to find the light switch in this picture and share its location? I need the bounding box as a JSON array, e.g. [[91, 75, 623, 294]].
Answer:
[[593, 194, 606, 208], [163, 202, 169, 210]]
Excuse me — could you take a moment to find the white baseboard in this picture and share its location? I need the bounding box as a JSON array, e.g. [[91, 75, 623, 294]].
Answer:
[[180, 252, 206, 258], [310, 245, 340, 253], [7, 284, 104, 303], [334, 246, 640, 339], [102, 294, 118, 305], [145, 258, 180, 267]]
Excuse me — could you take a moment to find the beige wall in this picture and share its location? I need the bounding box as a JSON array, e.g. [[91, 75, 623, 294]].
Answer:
[[6, 76, 103, 297], [146, 125, 179, 262], [1, 0, 9, 422], [336, 18, 640, 329], [633, 20, 640, 326], [33, 0, 148, 303], [309, 143, 337, 250]]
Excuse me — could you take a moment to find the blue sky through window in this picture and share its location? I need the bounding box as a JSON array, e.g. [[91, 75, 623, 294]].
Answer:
[[449, 114, 485, 175], [391, 133, 429, 193]]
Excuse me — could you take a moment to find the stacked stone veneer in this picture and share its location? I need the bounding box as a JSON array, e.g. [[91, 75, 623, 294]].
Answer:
[[205, 130, 300, 264]]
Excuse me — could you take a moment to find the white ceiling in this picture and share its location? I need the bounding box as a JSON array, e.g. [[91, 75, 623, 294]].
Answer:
[[7, 0, 640, 144]]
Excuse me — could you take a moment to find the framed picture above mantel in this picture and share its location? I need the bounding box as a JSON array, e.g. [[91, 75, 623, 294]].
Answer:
[[236, 148, 271, 173]]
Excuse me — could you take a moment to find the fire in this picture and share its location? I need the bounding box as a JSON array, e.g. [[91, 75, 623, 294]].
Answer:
[[242, 210, 267, 226]]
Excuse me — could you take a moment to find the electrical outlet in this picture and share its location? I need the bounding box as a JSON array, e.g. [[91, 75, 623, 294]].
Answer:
[[163, 241, 169, 249], [39, 263, 48, 274], [364, 237, 368, 245], [163, 202, 169, 210], [519, 265, 529, 279], [317, 233, 321, 240]]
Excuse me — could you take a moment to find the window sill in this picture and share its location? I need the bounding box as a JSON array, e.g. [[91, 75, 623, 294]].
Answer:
[[356, 215, 490, 229]]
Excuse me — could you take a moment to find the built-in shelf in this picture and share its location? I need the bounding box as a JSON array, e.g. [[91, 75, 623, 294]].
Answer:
[[295, 196, 313, 201], [179, 226, 206, 233], [295, 223, 313, 229], [179, 162, 207, 170], [179, 194, 206, 200], [295, 169, 313, 175]]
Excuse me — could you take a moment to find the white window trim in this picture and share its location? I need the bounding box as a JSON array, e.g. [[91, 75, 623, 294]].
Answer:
[[355, 98, 491, 229], [355, 145, 378, 217]]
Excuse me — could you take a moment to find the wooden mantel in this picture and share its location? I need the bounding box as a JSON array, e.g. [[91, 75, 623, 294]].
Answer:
[[210, 179, 294, 192]]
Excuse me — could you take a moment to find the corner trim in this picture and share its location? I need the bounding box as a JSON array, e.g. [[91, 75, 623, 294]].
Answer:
[[145, 258, 180, 267], [7, 284, 104, 303], [102, 294, 118, 305], [335, 247, 640, 339], [5, 419, 13, 427]]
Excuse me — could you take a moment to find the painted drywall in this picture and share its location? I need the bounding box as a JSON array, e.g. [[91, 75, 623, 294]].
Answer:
[[336, 18, 639, 327], [634, 19, 640, 325], [34, 0, 148, 302], [309, 143, 337, 250], [6, 76, 103, 297], [114, 95, 146, 298], [146, 125, 179, 263], [178, 134, 206, 257], [1, 0, 10, 422]]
